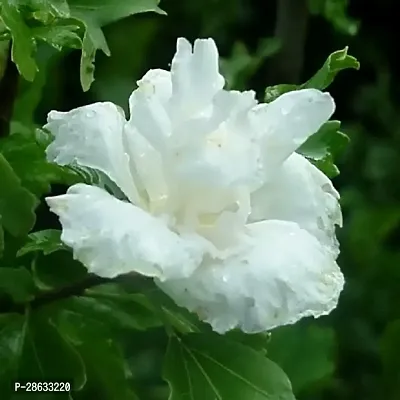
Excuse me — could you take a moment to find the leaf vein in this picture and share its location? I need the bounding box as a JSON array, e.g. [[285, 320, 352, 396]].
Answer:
[[190, 347, 272, 398], [183, 345, 223, 400]]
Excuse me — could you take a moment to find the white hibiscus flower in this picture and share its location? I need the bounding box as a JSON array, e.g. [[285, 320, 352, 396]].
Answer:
[[45, 38, 344, 334]]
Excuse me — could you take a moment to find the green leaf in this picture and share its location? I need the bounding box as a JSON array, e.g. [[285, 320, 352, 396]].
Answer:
[[31, 251, 87, 290], [267, 323, 336, 394], [29, 0, 71, 18], [69, 0, 165, 25], [148, 289, 204, 334], [0, 314, 25, 396], [164, 333, 295, 400], [17, 229, 67, 257], [32, 22, 82, 51], [0, 1, 37, 81], [265, 49, 359, 102], [76, 336, 138, 399], [298, 121, 347, 159], [302, 47, 360, 90], [0, 152, 38, 237], [264, 84, 297, 103], [12, 47, 55, 125], [54, 308, 139, 399], [312, 155, 339, 178], [67, 0, 165, 90], [262, 49, 357, 178], [22, 310, 87, 389], [64, 287, 162, 331], [298, 120, 350, 177], [0, 132, 81, 197], [78, 342, 136, 398], [1, 0, 163, 90], [0, 310, 86, 396], [0, 266, 36, 303], [224, 330, 270, 353]]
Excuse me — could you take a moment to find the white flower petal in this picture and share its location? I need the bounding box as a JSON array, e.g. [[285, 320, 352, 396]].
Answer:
[[170, 38, 225, 120], [170, 89, 258, 149], [195, 188, 251, 251], [123, 126, 169, 213], [171, 90, 263, 190], [136, 69, 172, 104], [250, 152, 341, 255], [46, 184, 209, 280], [44, 38, 344, 335], [127, 69, 174, 155], [158, 220, 344, 333], [45, 102, 140, 205], [128, 84, 172, 154], [251, 89, 335, 170]]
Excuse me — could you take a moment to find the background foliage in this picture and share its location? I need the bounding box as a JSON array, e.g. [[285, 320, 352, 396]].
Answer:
[[1, 0, 400, 399]]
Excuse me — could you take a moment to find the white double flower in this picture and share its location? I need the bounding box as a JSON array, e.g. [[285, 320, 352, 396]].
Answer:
[[45, 38, 344, 333]]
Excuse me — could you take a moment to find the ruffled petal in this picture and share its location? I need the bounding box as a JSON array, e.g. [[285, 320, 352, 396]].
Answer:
[[46, 184, 209, 280], [158, 220, 344, 333], [123, 125, 170, 214], [169, 38, 225, 120], [250, 152, 341, 255], [127, 39, 226, 155], [171, 90, 263, 190], [127, 86, 262, 223], [136, 69, 172, 104], [128, 81, 172, 154], [45, 102, 140, 205], [126, 72, 175, 214], [251, 89, 335, 171], [44, 38, 344, 336]]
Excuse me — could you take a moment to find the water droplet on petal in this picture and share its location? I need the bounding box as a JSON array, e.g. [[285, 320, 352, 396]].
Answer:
[[86, 110, 96, 118]]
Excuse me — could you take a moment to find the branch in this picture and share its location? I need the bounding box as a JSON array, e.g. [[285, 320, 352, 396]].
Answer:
[[0, 273, 142, 314], [30, 274, 112, 310], [269, 0, 309, 84]]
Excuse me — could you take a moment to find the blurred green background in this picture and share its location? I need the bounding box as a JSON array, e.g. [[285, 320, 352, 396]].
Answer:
[[19, 0, 400, 399]]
